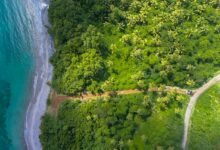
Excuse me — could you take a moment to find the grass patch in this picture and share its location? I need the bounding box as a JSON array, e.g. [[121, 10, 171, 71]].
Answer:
[[188, 82, 220, 150]]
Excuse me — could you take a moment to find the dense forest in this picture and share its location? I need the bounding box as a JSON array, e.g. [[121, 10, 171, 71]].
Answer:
[[40, 93, 189, 149], [49, 0, 220, 95], [41, 0, 220, 149]]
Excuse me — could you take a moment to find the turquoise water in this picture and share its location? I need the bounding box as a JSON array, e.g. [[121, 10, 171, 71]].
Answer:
[[0, 0, 33, 149]]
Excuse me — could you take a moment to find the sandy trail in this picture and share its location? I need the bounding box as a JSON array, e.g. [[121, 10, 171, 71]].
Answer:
[[182, 74, 220, 149], [51, 86, 191, 112]]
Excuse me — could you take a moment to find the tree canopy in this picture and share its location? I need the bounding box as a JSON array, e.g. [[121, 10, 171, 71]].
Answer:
[[49, 0, 220, 95], [40, 93, 189, 149], [41, 0, 220, 149]]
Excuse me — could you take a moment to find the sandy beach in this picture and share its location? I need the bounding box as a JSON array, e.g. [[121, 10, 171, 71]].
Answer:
[[24, 0, 53, 149]]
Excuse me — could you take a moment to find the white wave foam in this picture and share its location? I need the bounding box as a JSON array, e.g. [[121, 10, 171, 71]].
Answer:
[[24, 0, 53, 149]]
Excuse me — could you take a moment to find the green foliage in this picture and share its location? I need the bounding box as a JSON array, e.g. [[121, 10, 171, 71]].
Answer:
[[45, 0, 220, 148], [49, 0, 220, 95], [59, 50, 105, 95], [40, 93, 189, 149], [46, 98, 51, 106], [188, 82, 220, 150]]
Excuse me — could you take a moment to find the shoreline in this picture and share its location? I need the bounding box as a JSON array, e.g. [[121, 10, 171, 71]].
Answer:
[[24, 0, 53, 149]]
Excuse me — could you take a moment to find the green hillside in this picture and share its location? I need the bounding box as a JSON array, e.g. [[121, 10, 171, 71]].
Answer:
[[40, 0, 220, 149], [49, 0, 220, 95]]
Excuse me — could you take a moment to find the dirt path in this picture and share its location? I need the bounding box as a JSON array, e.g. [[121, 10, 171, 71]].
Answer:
[[50, 89, 142, 110], [50, 86, 191, 112], [48, 74, 220, 149], [181, 74, 220, 150]]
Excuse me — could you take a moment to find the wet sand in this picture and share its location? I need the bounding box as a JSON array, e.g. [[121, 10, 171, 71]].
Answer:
[[24, 0, 53, 149]]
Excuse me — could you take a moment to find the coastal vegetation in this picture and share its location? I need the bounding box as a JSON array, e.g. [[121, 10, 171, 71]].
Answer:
[[188, 82, 220, 150], [40, 92, 189, 149], [40, 0, 220, 149], [49, 0, 220, 95]]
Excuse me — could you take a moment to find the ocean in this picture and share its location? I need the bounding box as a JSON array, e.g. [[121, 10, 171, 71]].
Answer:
[[0, 0, 33, 149]]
